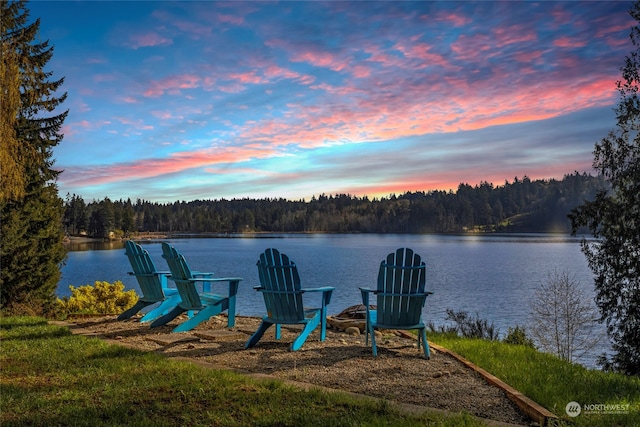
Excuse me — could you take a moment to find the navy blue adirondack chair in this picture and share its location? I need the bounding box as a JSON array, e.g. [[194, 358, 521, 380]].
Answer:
[[360, 248, 432, 358], [150, 242, 242, 333], [245, 248, 334, 351], [118, 240, 181, 322]]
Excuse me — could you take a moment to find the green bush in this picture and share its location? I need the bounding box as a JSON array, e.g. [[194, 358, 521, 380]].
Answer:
[[56, 281, 137, 316], [503, 326, 536, 348]]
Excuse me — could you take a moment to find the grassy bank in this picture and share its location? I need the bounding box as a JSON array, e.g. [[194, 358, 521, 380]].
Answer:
[[431, 333, 640, 427], [0, 317, 480, 427]]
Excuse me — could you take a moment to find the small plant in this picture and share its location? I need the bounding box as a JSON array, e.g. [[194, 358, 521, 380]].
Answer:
[[56, 281, 138, 316], [503, 326, 535, 348], [429, 310, 500, 340]]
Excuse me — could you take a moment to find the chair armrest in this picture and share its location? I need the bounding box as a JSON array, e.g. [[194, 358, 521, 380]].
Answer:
[[360, 288, 374, 307], [128, 271, 170, 277], [302, 287, 334, 306], [375, 291, 432, 297], [302, 286, 335, 293], [191, 277, 242, 296], [192, 271, 214, 278], [257, 289, 304, 295], [190, 277, 243, 282]]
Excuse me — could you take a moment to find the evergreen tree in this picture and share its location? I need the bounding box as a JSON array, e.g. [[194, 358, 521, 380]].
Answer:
[[0, 8, 24, 202], [1, 0, 68, 314], [570, 2, 640, 375]]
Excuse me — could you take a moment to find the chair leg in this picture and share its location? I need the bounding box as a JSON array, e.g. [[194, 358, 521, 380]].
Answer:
[[291, 316, 320, 351], [370, 325, 379, 357], [172, 304, 222, 333], [150, 306, 185, 328], [421, 328, 430, 359], [245, 320, 273, 349], [227, 295, 236, 328], [319, 306, 328, 341], [118, 300, 154, 321], [140, 294, 181, 323]]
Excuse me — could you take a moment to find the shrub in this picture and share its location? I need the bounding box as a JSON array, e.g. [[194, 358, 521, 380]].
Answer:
[[56, 281, 138, 316], [503, 326, 535, 348], [429, 310, 500, 340]]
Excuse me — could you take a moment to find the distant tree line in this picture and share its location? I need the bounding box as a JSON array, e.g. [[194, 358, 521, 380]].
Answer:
[[63, 172, 607, 238]]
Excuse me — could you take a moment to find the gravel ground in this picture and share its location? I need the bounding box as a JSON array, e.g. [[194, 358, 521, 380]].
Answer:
[[64, 314, 533, 426]]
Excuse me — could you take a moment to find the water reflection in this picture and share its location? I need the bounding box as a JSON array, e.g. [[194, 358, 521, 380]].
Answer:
[[64, 240, 125, 252]]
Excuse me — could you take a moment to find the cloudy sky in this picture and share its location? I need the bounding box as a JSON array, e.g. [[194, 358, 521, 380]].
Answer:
[[31, 1, 634, 203]]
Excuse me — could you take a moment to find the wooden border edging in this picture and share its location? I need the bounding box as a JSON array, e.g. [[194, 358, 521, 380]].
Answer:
[[428, 340, 558, 426]]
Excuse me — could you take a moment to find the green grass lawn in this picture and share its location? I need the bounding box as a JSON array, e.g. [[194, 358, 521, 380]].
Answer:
[[0, 317, 482, 427], [431, 333, 640, 427]]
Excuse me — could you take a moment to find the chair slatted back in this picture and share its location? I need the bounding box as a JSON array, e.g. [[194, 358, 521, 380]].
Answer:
[[376, 248, 426, 327], [125, 240, 164, 301], [161, 243, 203, 309], [256, 248, 304, 322]]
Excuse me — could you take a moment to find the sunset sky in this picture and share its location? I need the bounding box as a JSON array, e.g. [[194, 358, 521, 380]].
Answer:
[[31, 1, 634, 203]]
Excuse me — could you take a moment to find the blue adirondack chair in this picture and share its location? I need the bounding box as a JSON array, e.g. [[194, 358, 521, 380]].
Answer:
[[360, 248, 433, 358], [245, 248, 335, 351], [150, 242, 242, 333], [118, 240, 181, 322]]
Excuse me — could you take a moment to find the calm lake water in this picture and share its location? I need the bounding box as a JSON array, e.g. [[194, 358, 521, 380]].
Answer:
[[59, 233, 597, 332], [60, 233, 610, 367]]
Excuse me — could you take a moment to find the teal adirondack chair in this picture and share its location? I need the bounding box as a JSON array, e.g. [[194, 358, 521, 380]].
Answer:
[[150, 242, 242, 333], [245, 248, 334, 351], [118, 240, 181, 322], [360, 248, 433, 358]]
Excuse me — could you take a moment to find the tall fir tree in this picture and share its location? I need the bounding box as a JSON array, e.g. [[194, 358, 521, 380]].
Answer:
[[1, 0, 68, 314], [570, 2, 640, 375], [1, 4, 24, 202]]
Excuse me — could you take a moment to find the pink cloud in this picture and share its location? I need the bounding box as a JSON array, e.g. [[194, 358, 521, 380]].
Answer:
[[113, 116, 154, 133], [151, 110, 183, 120], [393, 41, 450, 68], [231, 54, 618, 152], [171, 20, 212, 39], [513, 50, 544, 63], [553, 36, 587, 48], [351, 65, 371, 78], [363, 44, 406, 68], [218, 13, 244, 25], [63, 119, 112, 138], [119, 96, 138, 104], [432, 11, 471, 27], [492, 24, 537, 48], [143, 74, 200, 97], [127, 31, 173, 49], [229, 71, 268, 85], [60, 145, 278, 188], [450, 33, 496, 60], [290, 50, 348, 72], [596, 20, 634, 39]]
